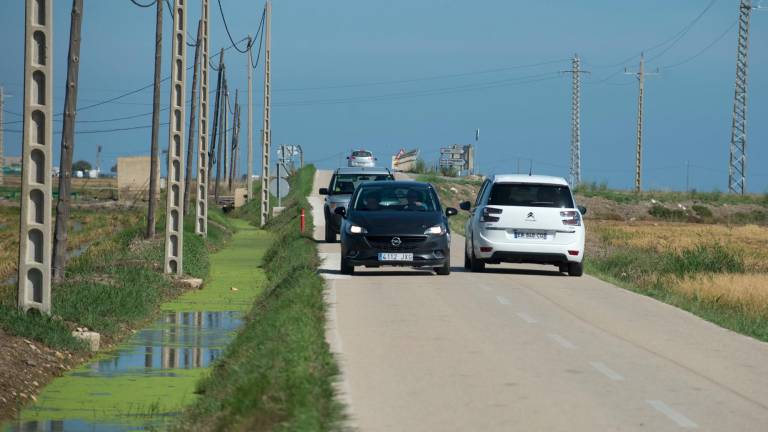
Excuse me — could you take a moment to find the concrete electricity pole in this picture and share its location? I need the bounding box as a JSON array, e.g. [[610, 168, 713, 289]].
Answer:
[[260, 0, 272, 227], [625, 53, 658, 193], [728, 0, 755, 195], [247, 36, 254, 201], [164, 0, 187, 275], [212, 50, 224, 202], [195, 0, 210, 237], [147, 0, 163, 239], [222, 82, 229, 185], [562, 54, 589, 188], [229, 91, 239, 191], [19, 0, 53, 313], [53, 0, 84, 282], [184, 21, 202, 216], [0, 87, 5, 186]]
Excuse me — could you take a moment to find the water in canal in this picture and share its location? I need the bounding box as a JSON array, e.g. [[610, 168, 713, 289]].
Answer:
[[6, 221, 271, 431]]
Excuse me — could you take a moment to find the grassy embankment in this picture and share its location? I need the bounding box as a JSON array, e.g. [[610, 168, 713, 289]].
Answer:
[[0, 205, 235, 352], [177, 165, 344, 431], [586, 221, 768, 341], [416, 173, 481, 234]]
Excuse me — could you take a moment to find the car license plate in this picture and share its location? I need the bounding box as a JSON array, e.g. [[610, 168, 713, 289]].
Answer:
[[378, 253, 413, 261], [512, 230, 549, 240]]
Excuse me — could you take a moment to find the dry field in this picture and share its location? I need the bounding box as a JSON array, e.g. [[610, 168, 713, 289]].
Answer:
[[0, 206, 141, 283], [587, 220, 768, 319]]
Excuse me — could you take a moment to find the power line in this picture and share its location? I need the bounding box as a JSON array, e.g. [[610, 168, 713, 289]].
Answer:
[[129, 0, 156, 7], [217, 0, 250, 53], [664, 20, 737, 69], [277, 59, 568, 92], [274, 72, 561, 107], [251, 7, 266, 69], [645, 0, 719, 64]]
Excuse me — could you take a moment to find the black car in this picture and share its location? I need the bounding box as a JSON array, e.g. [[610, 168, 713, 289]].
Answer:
[[335, 181, 458, 275]]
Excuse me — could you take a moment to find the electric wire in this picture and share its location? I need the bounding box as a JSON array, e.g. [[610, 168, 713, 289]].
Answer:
[[217, 0, 250, 53], [585, 0, 719, 72], [250, 7, 267, 70], [645, 0, 719, 64], [128, 0, 156, 8], [277, 58, 568, 92], [663, 20, 737, 69]]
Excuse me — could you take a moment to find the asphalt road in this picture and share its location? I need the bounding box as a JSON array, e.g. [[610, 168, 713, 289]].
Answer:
[[310, 169, 768, 431]]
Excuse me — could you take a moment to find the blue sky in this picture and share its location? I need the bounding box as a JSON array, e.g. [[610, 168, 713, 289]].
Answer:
[[1, 0, 766, 192]]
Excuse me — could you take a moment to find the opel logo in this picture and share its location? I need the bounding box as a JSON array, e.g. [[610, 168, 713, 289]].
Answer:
[[391, 237, 402, 247]]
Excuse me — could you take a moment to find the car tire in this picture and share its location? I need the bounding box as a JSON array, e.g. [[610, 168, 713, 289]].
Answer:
[[324, 222, 336, 243], [464, 250, 471, 270], [469, 247, 485, 272], [558, 264, 568, 273], [340, 258, 355, 275], [435, 259, 451, 275], [568, 261, 583, 277]]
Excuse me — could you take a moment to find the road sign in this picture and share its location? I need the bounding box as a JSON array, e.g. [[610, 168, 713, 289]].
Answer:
[[269, 177, 289, 199]]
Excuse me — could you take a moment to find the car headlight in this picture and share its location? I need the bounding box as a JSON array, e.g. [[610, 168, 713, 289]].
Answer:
[[424, 224, 446, 235], [348, 225, 367, 234]]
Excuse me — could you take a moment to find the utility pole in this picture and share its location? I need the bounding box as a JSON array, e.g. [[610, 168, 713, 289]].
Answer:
[[52, 0, 84, 282], [229, 91, 239, 191], [212, 50, 224, 202], [220, 78, 229, 194], [260, 0, 272, 227], [247, 35, 254, 201], [474, 129, 479, 176], [686, 161, 690, 193], [183, 21, 202, 216], [164, 0, 187, 276], [147, 0, 163, 239], [0, 87, 5, 186], [19, 0, 53, 313], [625, 53, 658, 193], [729, 0, 754, 195], [562, 54, 589, 188], [196, 0, 210, 237]]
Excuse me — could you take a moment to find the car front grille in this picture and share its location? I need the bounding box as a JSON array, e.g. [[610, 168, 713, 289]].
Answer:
[[365, 235, 428, 251]]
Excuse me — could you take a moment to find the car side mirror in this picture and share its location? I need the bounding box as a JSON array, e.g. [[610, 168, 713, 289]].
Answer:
[[459, 201, 471, 211], [445, 207, 458, 217], [319, 188, 329, 195], [334, 207, 346, 217], [578, 205, 587, 215]]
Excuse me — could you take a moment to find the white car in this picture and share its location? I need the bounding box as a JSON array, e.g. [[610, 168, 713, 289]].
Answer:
[[347, 150, 376, 168], [460, 174, 586, 276]]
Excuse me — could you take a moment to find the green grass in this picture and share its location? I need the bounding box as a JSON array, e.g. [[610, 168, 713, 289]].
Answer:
[[0, 207, 233, 350], [176, 165, 344, 431], [575, 181, 768, 206]]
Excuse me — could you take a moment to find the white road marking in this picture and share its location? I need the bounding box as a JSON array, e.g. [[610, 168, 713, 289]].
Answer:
[[496, 296, 511, 305], [516, 312, 537, 324], [647, 400, 698, 429], [589, 361, 625, 381], [318, 252, 351, 280], [548, 333, 577, 349]]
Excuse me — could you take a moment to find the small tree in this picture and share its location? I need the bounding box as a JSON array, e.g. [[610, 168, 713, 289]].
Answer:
[[72, 160, 92, 172]]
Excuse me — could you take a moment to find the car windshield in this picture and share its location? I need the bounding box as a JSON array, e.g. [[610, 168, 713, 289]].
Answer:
[[330, 173, 393, 195], [352, 151, 372, 157], [352, 184, 438, 212], [488, 183, 574, 208]]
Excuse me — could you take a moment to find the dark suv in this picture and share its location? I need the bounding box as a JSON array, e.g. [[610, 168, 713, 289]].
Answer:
[[318, 167, 395, 243]]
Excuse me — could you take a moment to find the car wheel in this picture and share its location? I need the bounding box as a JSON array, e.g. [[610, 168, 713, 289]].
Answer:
[[568, 261, 583, 277], [324, 222, 336, 243], [464, 249, 471, 270], [470, 248, 485, 272], [340, 257, 355, 275], [435, 259, 451, 275]]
